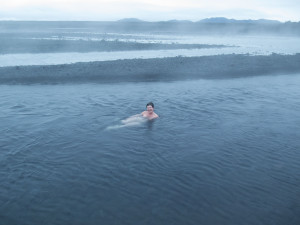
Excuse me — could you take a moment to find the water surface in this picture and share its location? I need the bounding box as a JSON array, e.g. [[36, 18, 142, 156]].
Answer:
[[1, 33, 300, 67], [1, 74, 300, 225]]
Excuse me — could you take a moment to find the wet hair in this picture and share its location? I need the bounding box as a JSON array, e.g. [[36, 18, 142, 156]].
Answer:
[[146, 102, 154, 108]]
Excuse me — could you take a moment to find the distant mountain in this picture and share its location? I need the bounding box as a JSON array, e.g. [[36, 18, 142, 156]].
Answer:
[[117, 17, 283, 25], [198, 17, 236, 23], [117, 18, 144, 22], [115, 17, 285, 24], [1, 18, 299, 36], [198, 17, 281, 24], [165, 19, 193, 23]]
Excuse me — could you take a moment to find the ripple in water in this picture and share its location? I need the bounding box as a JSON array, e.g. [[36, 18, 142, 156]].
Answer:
[[1, 74, 300, 225]]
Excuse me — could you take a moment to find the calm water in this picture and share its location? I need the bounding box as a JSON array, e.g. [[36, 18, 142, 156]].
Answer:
[[1, 74, 300, 225]]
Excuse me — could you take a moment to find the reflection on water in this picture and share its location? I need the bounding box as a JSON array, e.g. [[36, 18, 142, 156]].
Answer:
[[1, 74, 300, 225]]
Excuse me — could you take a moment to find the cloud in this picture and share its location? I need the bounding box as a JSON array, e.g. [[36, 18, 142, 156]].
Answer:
[[0, 0, 299, 21]]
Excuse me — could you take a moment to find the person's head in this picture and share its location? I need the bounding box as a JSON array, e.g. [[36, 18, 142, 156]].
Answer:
[[146, 102, 154, 113]]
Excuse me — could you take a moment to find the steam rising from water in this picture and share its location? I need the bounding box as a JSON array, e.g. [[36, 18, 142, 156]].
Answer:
[[1, 31, 300, 67]]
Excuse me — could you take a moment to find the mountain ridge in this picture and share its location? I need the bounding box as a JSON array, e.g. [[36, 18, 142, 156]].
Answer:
[[116, 17, 286, 24]]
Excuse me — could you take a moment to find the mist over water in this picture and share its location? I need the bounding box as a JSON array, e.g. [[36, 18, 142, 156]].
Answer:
[[1, 21, 300, 225], [1, 22, 300, 67], [1, 34, 300, 67]]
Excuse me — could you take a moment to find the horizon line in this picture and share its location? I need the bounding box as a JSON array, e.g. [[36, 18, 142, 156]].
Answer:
[[0, 17, 299, 23]]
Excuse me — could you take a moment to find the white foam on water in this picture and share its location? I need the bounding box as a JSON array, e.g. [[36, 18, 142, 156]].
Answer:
[[106, 115, 147, 130]]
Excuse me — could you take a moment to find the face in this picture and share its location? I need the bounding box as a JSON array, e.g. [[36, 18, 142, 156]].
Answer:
[[147, 105, 154, 113]]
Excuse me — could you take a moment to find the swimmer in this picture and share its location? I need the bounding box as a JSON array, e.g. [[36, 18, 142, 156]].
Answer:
[[141, 102, 159, 120], [121, 102, 158, 124], [106, 102, 158, 130]]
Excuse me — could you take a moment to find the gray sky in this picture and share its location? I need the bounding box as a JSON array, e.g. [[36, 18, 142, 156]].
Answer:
[[1, 0, 299, 22]]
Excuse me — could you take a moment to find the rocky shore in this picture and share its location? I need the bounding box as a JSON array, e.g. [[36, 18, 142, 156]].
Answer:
[[1, 53, 300, 84]]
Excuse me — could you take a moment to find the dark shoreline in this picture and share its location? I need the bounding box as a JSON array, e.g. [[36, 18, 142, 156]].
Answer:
[[1, 54, 300, 84]]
